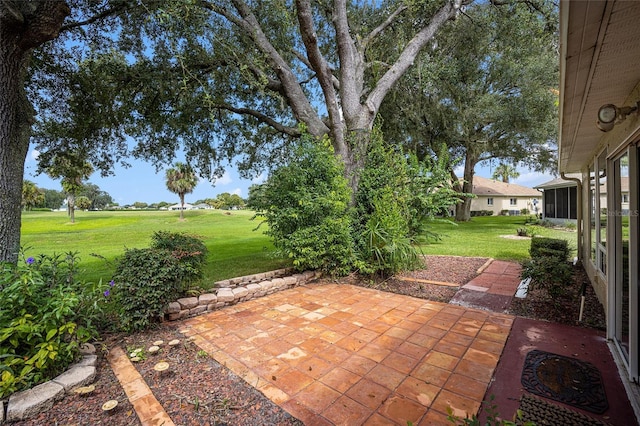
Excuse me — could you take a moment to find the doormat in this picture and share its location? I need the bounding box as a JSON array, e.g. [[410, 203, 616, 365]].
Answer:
[[521, 350, 608, 414], [518, 394, 611, 425]]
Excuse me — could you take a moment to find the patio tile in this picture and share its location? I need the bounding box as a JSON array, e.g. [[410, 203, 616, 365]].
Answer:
[[419, 409, 452, 426], [366, 364, 406, 390], [411, 363, 451, 387], [443, 373, 488, 401], [341, 354, 377, 376], [358, 342, 392, 362], [323, 395, 372, 425], [280, 400, 333, 426], [346, 378, 392, 410], [295, 381, 342, 412], [433, 340, 467, 358], [319, 367, 361, 393], [381, 351, 420, 375], [422, 350, 460, 371], [378, 395, 426, 425], [395, 376, 440, 406], [273, 368, 314, 395], [182, 283, 512, 425], [432, 389, 481, 419]]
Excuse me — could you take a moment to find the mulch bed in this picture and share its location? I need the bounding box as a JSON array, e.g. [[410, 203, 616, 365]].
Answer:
[[9, 256, 606, 425]]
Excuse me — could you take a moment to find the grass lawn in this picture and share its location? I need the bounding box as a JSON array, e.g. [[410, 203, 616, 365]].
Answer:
[[420, 215, 578, 261], [20, 211, 577, 285], [20, 209, 290, 285]]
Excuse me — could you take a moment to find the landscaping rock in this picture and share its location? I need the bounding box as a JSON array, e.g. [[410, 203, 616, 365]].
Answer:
[[189, 306, 207, 316], [232, 287, 248, 299], [246, 283, 261, 294], [166, 301, 181, 314], [177, 297, 198, 309], [6, 381, 64, 422], [199, 293, 217, 305], [260, 280, 273, 291], [52, 365, 96, 392], [76, 355, 98, 367], [78, 342, 96, 355], [217, 288, 235, 302]]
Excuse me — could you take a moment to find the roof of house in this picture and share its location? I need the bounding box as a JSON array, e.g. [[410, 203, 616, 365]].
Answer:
[[471, 176, 540, 197], [534, 174, 581, 190]]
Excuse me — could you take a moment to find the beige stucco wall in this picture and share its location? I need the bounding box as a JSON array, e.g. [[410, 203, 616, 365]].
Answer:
[[470, 196, 541, 215]]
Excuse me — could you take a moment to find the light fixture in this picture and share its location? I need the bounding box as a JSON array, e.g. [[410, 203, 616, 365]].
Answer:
[[596, 101, 639, 132]]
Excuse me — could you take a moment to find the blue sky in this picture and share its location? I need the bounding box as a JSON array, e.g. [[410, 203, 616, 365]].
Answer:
[[24, 146, 555, 206]]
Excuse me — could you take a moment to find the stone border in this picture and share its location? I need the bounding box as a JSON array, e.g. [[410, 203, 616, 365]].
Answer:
[[3, 343, 97, 423], [164, 269, 321, 321]]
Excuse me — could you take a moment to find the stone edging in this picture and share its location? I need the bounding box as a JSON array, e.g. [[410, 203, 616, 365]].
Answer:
[[164, 269, 321, 321], [2, 343, 97, 423]]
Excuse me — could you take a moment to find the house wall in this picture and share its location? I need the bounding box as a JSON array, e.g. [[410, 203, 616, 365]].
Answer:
[[470, 196, 541, 216]]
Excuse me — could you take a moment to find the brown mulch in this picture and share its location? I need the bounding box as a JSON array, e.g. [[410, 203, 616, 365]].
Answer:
[[9, 256, 606, 425]]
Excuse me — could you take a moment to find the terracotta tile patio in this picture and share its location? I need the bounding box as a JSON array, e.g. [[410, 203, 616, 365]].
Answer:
[[179, 283, 514, 425]]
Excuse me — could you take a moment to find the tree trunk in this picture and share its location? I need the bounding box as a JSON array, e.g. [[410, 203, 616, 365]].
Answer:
[[179, 193, 185, 220], [0, 1, 70, 263], [455, 147, 479, 222], [67, 193, 75, 223], [0, 39, 33, 263]]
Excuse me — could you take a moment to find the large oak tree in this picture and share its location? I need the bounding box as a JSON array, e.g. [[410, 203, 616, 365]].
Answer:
[[2, 0, 549, 262]]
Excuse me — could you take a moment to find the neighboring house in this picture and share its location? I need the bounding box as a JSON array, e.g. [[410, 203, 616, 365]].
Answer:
[[534, 174, 580, 224], [194, 203, 213, 210], [168, 203, 194, 210], [559, 0, 640, 399], [467, 176, 541, 216]]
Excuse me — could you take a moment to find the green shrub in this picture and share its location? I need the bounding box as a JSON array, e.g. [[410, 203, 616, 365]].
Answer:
[[248, 134, 355, 276], [111, 248, 182, 331], [521, 237, 573, 301], [530, 237, 569, 260], [521, 256, 572, 299], [0, 252, 107, 398], [149, 231, 207, 290]]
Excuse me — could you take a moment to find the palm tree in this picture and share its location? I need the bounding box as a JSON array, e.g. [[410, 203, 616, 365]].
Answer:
[[165, 162, 198, 220], [22, 180, 44, 211], [492, 163, 520, 183], [46, 154, 93, 223]]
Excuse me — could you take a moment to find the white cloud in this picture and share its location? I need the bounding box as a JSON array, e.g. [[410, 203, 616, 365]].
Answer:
[[232, 187, 243, 196], [513, 171, 555, 187], [30, 149, 40, 161], [215, 171, 232, 186]]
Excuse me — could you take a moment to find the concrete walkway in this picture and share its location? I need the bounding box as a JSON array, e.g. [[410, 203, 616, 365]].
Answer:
[[180, 283, 513, 425]]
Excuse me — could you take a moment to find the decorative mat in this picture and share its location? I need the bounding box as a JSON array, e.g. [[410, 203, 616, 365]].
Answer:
[[519, 394, 612, 425], [521, 349, 608, 414]]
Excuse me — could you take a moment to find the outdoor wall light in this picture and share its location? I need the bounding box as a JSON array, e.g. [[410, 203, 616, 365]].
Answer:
[[596, 101, 639, 132]]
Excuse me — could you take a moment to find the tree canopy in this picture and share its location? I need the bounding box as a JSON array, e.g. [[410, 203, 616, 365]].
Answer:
[[0, 0, 558, 262]]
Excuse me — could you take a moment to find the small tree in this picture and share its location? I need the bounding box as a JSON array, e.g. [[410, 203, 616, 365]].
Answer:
[[75, 196, 92, 211], [46, 154, 93, 223], [165, 162, 197, 220], [21, 180, 44, 211], [492, 163, 520, 183]]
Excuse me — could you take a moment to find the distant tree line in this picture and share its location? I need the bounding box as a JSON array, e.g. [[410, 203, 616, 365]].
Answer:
[[21, 181, 114, 211]]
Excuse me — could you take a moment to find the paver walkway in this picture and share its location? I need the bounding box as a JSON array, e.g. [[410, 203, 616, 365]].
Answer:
[[180, 283, 514, 425], [450, 260, 522, 312]]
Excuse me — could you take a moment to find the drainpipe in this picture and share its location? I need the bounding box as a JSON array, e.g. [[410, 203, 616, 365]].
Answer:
[[561, 172, 583, 261]]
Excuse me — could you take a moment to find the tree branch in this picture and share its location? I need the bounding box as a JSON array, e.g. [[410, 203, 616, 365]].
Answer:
[[366, 0, 466, 115], [361, 4, 407, 49], [214, 104, 302, 137], [60, 3, 129, 32]]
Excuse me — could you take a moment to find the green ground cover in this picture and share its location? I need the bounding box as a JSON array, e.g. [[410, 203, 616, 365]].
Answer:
[[20, 211, 577, 285], [420, 215, 577, 261], [20, 209, 290, 285]]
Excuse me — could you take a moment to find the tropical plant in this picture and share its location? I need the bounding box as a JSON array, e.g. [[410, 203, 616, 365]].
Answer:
[[0, 251, 109, 397], [21, 180, 45, 211], [492, 164, 520, 183], [45, 153, 93, 223], [165, 162, 198, 220]]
